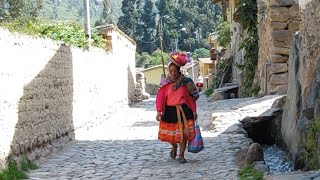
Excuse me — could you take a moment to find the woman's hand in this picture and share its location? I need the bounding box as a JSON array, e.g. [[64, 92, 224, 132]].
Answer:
[[156, 112, 162, 121], [193, 112, 198, 121]]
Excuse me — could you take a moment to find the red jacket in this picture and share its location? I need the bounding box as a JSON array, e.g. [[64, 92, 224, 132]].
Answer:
[[156, 84, 197, 114]]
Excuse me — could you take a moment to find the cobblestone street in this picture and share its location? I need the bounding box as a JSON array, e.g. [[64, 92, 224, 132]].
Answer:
[[28, 95, 252, 179]]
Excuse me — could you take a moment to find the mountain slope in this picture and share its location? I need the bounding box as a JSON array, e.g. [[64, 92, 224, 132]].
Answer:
[[39, 0, 122, 26]]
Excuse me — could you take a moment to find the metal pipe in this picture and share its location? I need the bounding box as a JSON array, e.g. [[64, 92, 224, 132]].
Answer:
[[264, 62, 271, 95]]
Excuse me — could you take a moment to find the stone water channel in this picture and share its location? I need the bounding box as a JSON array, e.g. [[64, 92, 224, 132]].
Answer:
[[210, 95, 295, 175], [264, 145, 294, 174]]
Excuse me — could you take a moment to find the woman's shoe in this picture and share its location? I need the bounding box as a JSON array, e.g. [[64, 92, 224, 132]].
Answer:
[[170, 145, 177, 159], [170, 149, 177, 159], [178, 157, 187, 163]]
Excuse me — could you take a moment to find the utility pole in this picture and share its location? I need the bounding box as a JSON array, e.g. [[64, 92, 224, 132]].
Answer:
[[84, 0, 91, 46], [159, 17, 166, 79], [175, 37, 178, 51]]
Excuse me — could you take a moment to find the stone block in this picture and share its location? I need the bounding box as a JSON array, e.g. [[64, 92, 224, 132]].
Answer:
[[288, 21, 301, 31], [270, 63, 288, 74], [235, 147, 249, 167], [270, 85, 288, 95], [270, 7, 290, 21], [272, 47, 290, 55], [244, 143, 264, 165], [252, 161, 269, 173], [270, 22, 288, 30], [269, 0, 297, 7], [271, 54, 288, 63], [272, 30, 294, 48], [211, 91, 227, 101], [270, 73, 288, 85], [289, 4, 300, 18], [11, 144, 20, 155]]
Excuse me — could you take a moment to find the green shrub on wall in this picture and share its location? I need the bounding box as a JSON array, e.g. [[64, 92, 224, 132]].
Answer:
[[302, 120, 320, 170], [0, 18, 108, 50], [216, 20, 231, 48], [235, 0, 259, 97]]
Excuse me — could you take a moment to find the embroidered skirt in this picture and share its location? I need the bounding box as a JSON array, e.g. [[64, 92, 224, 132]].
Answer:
[[158, 104, 195, 144]]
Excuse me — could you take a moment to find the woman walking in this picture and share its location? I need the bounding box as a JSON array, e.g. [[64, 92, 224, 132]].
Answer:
[[156, 51, 199, 163]]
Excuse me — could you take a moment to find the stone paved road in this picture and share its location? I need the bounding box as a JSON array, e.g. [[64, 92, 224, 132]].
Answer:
[[28, 95, 251, 180]]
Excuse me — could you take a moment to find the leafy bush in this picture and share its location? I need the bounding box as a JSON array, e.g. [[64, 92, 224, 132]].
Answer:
[[136, 49, 169, 68], [216, 20, 231, 48], [191, 48, 210, 60], [212, 57, 230, 89], [239, 165, 263, 180], [235, 0, 259, 97], [205, 88, 214, 97], [0, 18, 107, 49]]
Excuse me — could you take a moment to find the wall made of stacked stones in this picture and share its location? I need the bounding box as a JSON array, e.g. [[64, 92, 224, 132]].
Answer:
[[257, 0, 300, 95], [281, 0, 320, 168]]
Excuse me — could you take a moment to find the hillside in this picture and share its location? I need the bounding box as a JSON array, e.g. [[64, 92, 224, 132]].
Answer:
[[39, 0, 122, 26]]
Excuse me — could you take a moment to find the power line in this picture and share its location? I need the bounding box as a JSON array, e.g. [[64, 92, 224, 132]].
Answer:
[[139, 37, 160, 44]]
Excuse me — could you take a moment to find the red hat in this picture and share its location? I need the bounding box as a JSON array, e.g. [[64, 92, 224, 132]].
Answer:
[[169, 51, 191, 67]]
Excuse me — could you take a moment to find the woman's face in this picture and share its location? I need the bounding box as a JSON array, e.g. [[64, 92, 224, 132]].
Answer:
[[169, 64, 179, 78]]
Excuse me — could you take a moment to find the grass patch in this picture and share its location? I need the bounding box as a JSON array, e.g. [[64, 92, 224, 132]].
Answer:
[[0, 156, 28, 180], [20, 156, 38, 172], [238, 165, 263, 180], [205, 88, 214, 97], [0, 155, 38, 180], [0, 18, 108, 50]]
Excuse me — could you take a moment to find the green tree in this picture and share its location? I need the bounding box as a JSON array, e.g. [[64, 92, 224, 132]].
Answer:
[[156, 0, 177, 52], [102, 0, 111, 24], [117, 0, 136, 38], [138, 0, 156, 54], [148, 48, 169, 66], [133, 0, 143, 40], [216, 20, 231, 48], [26, 0, 43, 18], [192, 48, 210, 60], [136, 49, 170, 68], [136, 52, 152, 68], [95, 0, 112, 26], [173, 0, 217, 52], [0, 0, 6, 18], [1, 0, 43, 20], [7, 0, 25, 19], [51, 1, 58, 20]]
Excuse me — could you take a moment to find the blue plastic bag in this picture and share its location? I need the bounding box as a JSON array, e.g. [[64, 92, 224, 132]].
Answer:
[[188, 122, 204, 153]]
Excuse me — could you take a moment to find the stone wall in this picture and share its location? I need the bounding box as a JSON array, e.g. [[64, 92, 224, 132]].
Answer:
[[281, 0, 320, 169], [0, 27, 136, 167], [257, 0, 300, 95], [228, 0, 245, 87], [221, 0, 247, 96], [132, 70, 149, 101]]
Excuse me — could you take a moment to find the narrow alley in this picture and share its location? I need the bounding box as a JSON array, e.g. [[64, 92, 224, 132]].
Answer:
[[27, 94, 256, 180]]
